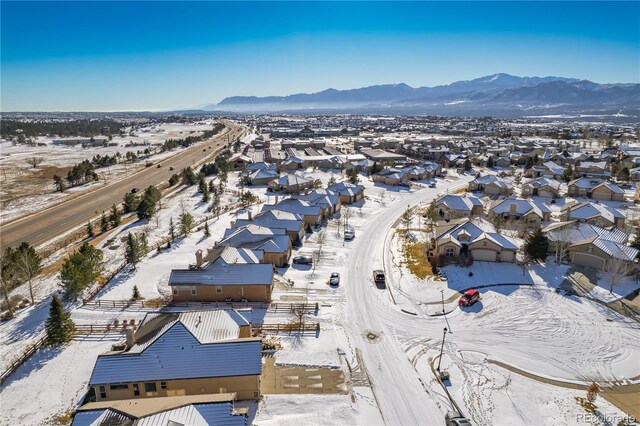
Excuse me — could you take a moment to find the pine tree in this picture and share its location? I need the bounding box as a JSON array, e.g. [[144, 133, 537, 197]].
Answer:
[[100, 212, 109, 233], [204, 221, 210, 237], [617, 167, 630, 182], [125, 233, 141, 268], [123, 192, 139, 213], [486, 156, 494, 168], [132, 285, 141, 300], [179, 212, 194, 236], [45, 295, 75, 346], [525, 156, 534, 170], [401, 209, 413, 233], [86, 221, 94, 238], [524, 227, 549, 261], [562, 164, 574, 182], [463, 159, 472, 171], [109, 204, 121, 227], [60, 243, 104, 300], [631, 231, 640, 252], [202, 182, 210, 202]]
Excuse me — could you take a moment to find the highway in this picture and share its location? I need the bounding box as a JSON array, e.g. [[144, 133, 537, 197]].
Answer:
[[0, 121, 245, 250]]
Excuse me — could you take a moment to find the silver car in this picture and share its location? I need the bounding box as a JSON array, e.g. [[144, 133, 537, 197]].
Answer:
[[329, 272, 340, 286]]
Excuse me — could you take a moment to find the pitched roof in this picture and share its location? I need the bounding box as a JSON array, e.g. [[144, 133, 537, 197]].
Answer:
[[545, 221, 627, 244], [564, 202, 624, 222], [524, 177, 561, 190], [436, 218, 517, 250], [491, 197, 551, 217], [435, 194, 483, 212], [89, 322, 262, 385], [169, 262, 273, 286]]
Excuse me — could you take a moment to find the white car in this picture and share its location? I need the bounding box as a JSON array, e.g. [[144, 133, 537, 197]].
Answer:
[[329, 272, 340, 286]]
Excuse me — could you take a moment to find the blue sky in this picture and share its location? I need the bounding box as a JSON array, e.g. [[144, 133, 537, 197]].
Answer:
[[1, 1, 638, 111]]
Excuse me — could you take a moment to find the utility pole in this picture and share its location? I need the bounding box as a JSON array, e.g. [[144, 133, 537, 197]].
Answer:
[[437, 327, 448, 371]]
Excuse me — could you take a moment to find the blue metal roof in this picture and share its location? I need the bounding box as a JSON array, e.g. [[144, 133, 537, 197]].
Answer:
[[71, 409, 131, 426], [89, 323, 262, 385], [194, 403, 247, 426], [169, 263, 273, 286]]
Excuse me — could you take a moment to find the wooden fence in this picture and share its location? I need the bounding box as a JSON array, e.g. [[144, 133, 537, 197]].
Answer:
[[254, 322, 320, 335], [81, 299, 318, 314], [0, 334, 47, 385]]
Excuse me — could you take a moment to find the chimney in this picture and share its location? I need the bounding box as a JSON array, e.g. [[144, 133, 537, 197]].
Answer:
[[125, 328, 136, 349], [275, 196, 279, 204], [195, 249, 203, 268], [248, 210, 252, 221], [509, 203, 517, 215]]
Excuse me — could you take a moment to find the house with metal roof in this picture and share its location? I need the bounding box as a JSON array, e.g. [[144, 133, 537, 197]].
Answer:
[[434, 218, 518, 263], [468, 175, 511, 196], [87, 310, 262, 402], [169, 247, 274, 302], [560, 201, 626, 229], [72, 394, 247, 426], [294, 189, 342, 216], [434, 194, 484, 220]]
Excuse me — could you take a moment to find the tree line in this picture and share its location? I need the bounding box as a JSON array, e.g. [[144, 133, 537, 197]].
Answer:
[[1, 119, 126, 138]]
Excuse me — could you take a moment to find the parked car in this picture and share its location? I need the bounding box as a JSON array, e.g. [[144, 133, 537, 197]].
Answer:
[[157, 163, 162, 168], [292, 255, 313, 265], [458, 289, 480, 307], [169, 166, 175, 171], [446, 411, 472, 426], [373, 270, 385, 284], [131, 187, 139, 194], [398, 181, 411, 188], [329, 272, 340, 287], [344, 229, 355, 240], [429, 182, 437, 188]]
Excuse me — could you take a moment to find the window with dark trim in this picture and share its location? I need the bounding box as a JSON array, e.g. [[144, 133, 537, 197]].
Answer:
[[99, 386, 107, 399], [160, 381, 167, 389], [110, 384, 129, 390], [144, 382, 157, 393], [133, 384, 140, 396]]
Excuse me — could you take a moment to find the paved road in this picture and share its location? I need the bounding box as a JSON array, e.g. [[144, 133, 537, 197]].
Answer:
[[0, 121, 245, 250]]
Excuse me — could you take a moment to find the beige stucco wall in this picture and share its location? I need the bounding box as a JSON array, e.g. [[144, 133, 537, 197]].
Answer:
[[172, 284, 272, 302], [94, 374, 260, 402]]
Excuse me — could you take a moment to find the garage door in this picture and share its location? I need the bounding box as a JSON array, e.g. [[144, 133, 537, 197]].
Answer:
[[592, 191, 610, 201], [539, 189, 554, 198], [571, 252, 605, 270], [472, 249, 498, 262], [499, 251, 515, 262]]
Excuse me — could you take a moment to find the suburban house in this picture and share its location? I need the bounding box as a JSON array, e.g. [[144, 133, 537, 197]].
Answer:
[[262, 199, 323, 226], [233, 210, 305, 244], [72, 394, 248, 426], [87, 310, 262, 402], [521, 177, 561, 198], [230, 153, 253, 171], [434, 218, 518, 263], [575, 161, 610, 179], [219, 225, 292, 267], [169, 247, 274, 302], [360, 148, 407, 165], [468, 175, 511, 196], [267, 174, 314, 194], [243, 166, 279, 186], [295, 189, 341, 217], [528, 161, 565, 180], [560, 202, 626, 229], [489, 197, 551, 229], [434, 194, 484, 220], [278, 156, 305, 171], [372, 168, 408, 186], [327, 181, 365, 204], [567, 178, 625, 201], [544, 221, 635, 270]]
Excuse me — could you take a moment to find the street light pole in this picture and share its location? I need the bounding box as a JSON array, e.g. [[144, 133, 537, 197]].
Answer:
[[437, 327, 448, 371]]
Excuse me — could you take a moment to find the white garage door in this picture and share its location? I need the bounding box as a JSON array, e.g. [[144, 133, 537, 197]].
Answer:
[[539, 189, 554, 198], [473, 249, 497, 262], [592, 191, 610, 201], [571, 253, 605, 270]]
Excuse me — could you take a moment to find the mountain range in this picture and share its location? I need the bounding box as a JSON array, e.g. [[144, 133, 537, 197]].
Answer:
[[201, 73, 640, 117]]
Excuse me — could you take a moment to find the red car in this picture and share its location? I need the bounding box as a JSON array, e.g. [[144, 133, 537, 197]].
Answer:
[[458, 289, 480, 307]]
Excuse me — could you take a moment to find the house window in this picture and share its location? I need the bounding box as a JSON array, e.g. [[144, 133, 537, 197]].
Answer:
[[191, 287, 197, 296], [172, 287, 178, 295], [133, 384, 140, 396], [445, 248, 455, 257], [160, 381, 167, 390], [216, 286, 223, 294], [99, 386, 107, 399], [110, 384, 128, 390], [144, 382, 157, 393]]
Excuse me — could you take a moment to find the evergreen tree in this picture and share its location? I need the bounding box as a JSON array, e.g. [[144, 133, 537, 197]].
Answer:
[[525, 156, 534, 170], [202, 182, 210, 202], [0, 248, 18, 317], [59, 243, 104, 300], [100, 212, 109, 233], [617, 167, 630, 182], [204, 221, 210, 237], [86, 221, 94, 238], [13, 242, 42, 304], [562, 164, 574, 182], [125, 233, 141, 268], [137, 186, 161, 220], [401, 209, 413, 233], [109, 204, 121, 227], [347, 168, 359, 184], [179, 212, 194, 236], [198, 175, 206, 193], [132, 285, 141, 300], [123, 192, 140, 213], [631, 230, 640, 253], [139, 232, 149, 255], [486, 156, 494, 168], [53, 175, 66, 192], [463, 159, 472, 171], [524, 227, 549, 261], [45, 295, 75, 346]]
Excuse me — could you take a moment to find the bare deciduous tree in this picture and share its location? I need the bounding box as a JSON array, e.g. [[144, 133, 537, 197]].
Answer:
[[27, 157, 44, 169], [552, 225, 574, 265], [602, 257, 633, 294]]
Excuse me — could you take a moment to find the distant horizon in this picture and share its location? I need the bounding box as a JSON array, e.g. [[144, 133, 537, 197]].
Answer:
[[2, 1, 638, 111]]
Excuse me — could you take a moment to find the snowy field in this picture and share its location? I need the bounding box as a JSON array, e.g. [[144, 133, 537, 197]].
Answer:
[[0, 120, 225, 223]]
